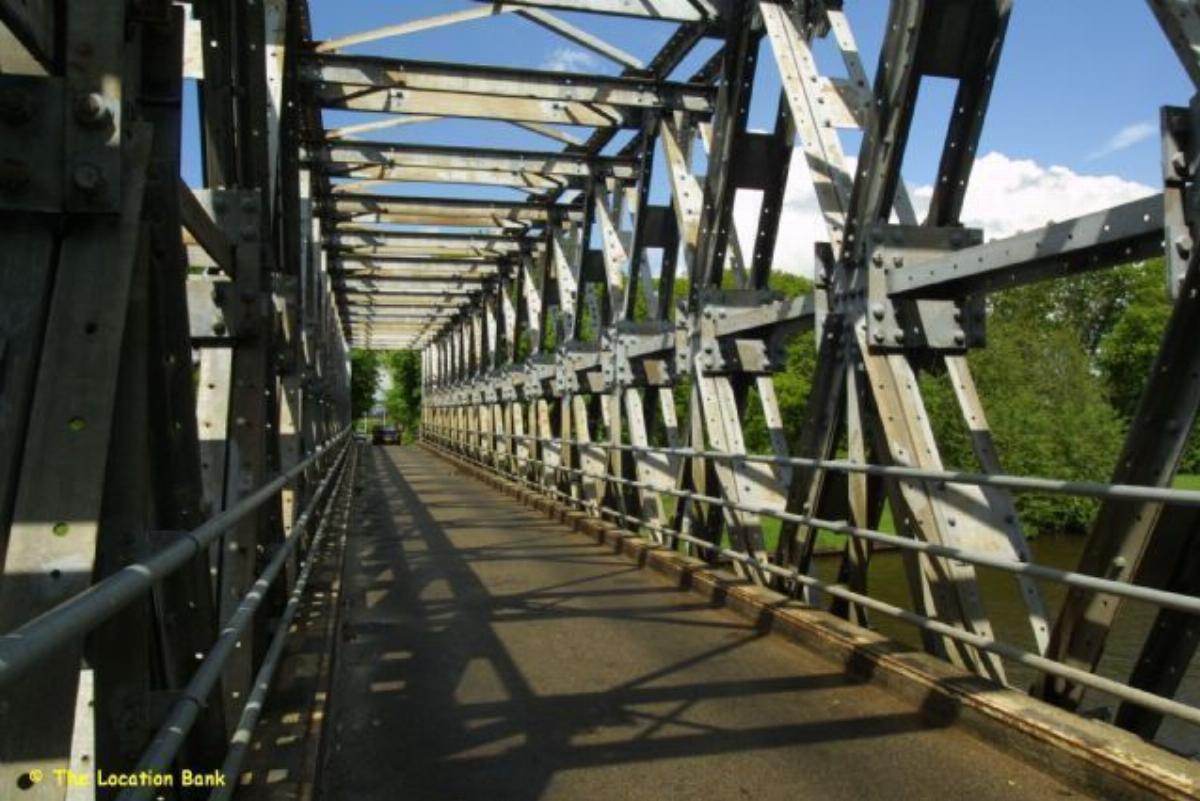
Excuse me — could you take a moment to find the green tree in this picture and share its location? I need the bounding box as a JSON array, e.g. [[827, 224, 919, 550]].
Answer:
[[383, 350, 423, 441], [351, 349, 381, 420], [730, 273, 817, 453], [1091, 258, 1200, 471], [921, 284, 1126, 534]]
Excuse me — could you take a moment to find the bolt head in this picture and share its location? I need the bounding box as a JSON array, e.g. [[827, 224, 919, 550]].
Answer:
[[72, 163, 103, 193], [892, 330, 905, 343], [1173, 151, 1189, 178], [73, 92, 112, 128], [871, 303, 886, 320], [1175, 234, 1194, 258]]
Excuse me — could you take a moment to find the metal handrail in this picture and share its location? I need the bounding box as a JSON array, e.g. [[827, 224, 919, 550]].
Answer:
[[209, 445, 356, 801], [425, 424, 1200, 508], [423, 432, 1200, 729], [420, 425, 1200, 614], [0, 429, 351, 689], [117, 440, 352, 800], [118, 438, 355, 801]]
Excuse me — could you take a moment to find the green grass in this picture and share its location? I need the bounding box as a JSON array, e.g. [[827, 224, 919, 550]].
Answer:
[[639, 475, 1200, 554], [654, 493, 897, 554], [760, 503, 895, 553], [1173, 473, 1200, 490]]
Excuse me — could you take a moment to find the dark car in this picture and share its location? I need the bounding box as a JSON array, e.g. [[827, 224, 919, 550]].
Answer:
[[371, 426, 401, 445]]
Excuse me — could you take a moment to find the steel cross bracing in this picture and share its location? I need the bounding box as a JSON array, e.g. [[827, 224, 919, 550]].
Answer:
[[0, 0, 352, 797], [297, 0, 1200, 744], [0, 0, 1199, 795]]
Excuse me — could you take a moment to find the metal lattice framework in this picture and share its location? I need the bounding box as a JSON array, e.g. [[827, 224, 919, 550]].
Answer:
[[1, 0, 1200, 796], [365, 0, 1200, 744], [0, 0, 351, 796]]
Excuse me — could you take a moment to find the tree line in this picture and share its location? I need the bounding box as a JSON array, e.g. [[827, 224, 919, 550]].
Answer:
[[351, 349, 422, 441]]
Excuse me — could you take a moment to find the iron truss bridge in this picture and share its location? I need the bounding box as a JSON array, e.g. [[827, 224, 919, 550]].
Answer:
[[0, 0, 1199, 799]]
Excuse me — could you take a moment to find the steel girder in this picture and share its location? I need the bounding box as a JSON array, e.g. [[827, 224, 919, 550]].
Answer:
[[0, 0, 352, 793], [365, 0, 1200, 745]]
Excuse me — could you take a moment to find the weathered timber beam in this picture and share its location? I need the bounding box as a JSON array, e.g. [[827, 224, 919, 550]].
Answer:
[[888, 194, 1164, 298]]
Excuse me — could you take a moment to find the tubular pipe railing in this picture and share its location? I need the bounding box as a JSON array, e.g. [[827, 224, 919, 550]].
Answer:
[[426, 422, 1200, 508], [422, 424, 1200, 730], [0, 429, 350, 689], [117, 439, 354, 801], [209, 444, 357, 801], [422, 426, 1200, 615]]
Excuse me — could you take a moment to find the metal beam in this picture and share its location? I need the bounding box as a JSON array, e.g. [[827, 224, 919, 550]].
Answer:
[[300, 54, 715, 127], [329, 230, 531, 256], [323, 194, 582, 226], [888, 194, 1165, 298], [179, 182, 235, 274], [311, 141, 639, 181], [468, 0, 729, 23], [314, 7, 517, 53], [0, 0, 54, 66], [514, 8, 644, 70]]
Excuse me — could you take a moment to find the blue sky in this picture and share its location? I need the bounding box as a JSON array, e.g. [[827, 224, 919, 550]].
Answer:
[[182, 2, 1188, 270]]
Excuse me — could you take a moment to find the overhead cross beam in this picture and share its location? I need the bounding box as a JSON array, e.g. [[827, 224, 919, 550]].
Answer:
[[322, 194, 583, 226], [467, 0, 732, 23], [309, 141, 640, 190], [300, 54, 715, 127]]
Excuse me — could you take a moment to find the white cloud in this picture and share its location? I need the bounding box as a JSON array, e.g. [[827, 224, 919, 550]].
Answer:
[[734, 150, 1155, 277], [943, 151, 1155, 240], [542, 47, 600, 73], [1088, 121, 1156, 160]]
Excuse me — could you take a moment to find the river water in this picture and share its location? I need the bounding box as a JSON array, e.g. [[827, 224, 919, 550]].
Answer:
[[812, 536, 1199, 756]]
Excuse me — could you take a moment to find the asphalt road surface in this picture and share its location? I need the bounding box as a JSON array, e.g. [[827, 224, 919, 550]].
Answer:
[[317, 446, 1091, 801]]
